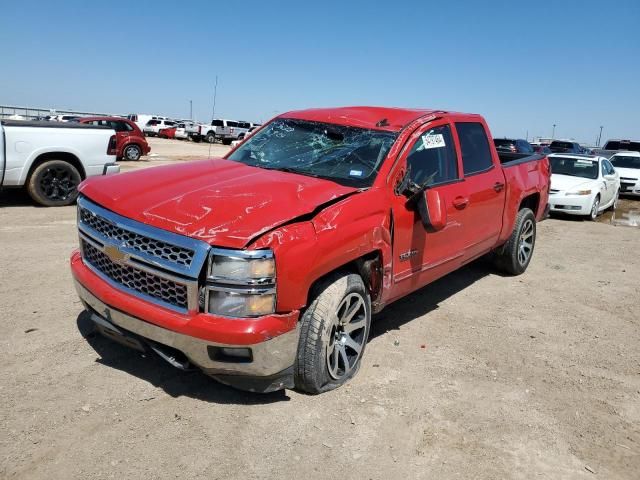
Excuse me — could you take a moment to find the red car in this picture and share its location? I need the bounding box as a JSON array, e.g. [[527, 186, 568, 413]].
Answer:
[[71, 106, 550, 393], [78, 117, 150, 161]]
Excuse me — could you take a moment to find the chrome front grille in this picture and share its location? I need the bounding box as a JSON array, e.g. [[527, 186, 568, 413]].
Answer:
[[79, 206, 194, 267], [82, 240, 189, 309], [77, 196, 210, 313]]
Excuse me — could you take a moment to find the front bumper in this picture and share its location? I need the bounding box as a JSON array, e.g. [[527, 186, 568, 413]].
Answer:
[[548, 194, 592, 215], [71, 251, 300, 391]]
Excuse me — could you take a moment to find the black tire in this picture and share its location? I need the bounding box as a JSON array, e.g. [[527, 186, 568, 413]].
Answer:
[[27, 160, 82, 207], [494, 208, 536, 276], [123, 144, 142, 161], [222, 138, 232, 146], [589, 195, 600, 220], [205, 132, 216, 144], [295, 272, 371, 394]]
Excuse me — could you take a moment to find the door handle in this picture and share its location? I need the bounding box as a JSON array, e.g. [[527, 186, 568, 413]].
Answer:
[[493, 182, 505, 192], [453, 196, 469, 209]]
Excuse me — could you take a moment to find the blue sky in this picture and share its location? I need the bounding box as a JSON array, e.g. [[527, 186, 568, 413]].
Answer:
[[1, 0, 638, 143]]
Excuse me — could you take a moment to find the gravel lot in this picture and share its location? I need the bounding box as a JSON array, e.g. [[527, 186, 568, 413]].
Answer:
[[1, 138, 639, 479]]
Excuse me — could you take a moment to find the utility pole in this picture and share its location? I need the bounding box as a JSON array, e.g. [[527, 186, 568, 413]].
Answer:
[[189, 100, 192, 120], [552, 124, 556, 140], [597, 126, 604, 147], [211, 76, 218, 121]]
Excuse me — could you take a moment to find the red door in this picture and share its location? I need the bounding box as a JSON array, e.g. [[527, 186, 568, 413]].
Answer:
[[387, 120, 468, 301], [451, 121, 506, 260]]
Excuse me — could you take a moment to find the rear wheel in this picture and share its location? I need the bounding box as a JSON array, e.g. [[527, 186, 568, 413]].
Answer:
[[27, 160, 82, 206], [494, 208, 536, 275], [123, 144, 142, 161], [295, 273, 371, 394]]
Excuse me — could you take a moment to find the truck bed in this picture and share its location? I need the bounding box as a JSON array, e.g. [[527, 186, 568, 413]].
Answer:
[[497, 151, 545, 167], [1, 119, 110, 130]]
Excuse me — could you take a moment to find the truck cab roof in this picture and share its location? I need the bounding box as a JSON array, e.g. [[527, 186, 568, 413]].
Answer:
[[278, 106, 479, 132]]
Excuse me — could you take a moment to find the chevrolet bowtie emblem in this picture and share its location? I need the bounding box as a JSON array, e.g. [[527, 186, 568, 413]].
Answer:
[[104, 244, 129, 264]]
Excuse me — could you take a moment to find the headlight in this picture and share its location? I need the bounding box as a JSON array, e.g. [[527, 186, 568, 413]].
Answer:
[[206, 288, 276, 317], [207, 248, 275, 283], [205, 248, 276, 317], [566, 189, 592, 196]]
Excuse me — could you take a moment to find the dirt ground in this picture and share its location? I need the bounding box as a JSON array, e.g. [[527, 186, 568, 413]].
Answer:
[[1, 138, 639, 479]]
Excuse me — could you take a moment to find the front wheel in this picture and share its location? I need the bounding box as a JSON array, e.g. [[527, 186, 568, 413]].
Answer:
[[27, 160, 82, 206], [205, 132, 216, 143], [589, 195, 600, 220], [494, 208, 536, 275], [295, 273, 371, 394]]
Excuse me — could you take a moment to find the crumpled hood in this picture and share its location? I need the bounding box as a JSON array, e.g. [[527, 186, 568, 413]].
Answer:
[[550, 174, 596, 192], [79, 158, 358, 248]]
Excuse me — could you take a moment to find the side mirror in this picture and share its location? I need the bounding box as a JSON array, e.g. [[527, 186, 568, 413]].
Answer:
[[416, 189, 447, 231]]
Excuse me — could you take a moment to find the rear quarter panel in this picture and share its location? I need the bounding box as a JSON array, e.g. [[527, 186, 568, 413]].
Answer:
[[498, 157, 550, 244]]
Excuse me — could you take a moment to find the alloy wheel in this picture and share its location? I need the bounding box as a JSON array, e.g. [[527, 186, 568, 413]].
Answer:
[[517, 219, 534, 266], [326, 292, 368, 380], [39, 165, 78, 201]]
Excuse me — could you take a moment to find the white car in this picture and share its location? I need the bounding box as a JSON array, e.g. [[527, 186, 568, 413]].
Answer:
[[0, 119, 119, 206], [548, 154, 620, 220], [127, 114, 170, 132], [143, 119, 176, 136], [609, 151, 640, 196]]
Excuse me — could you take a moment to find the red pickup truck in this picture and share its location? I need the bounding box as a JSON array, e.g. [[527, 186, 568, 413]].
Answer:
[[70, 107, 550, 393]]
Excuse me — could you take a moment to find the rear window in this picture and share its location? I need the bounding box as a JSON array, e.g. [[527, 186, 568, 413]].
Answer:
[[550, 141, 574, 149], [494, 139, 515, 146], [603, 140, 640, 152], [165, 121, 176, 126], [456, 122, 494, 175], [147, 120, 160, 125], [237, 121, 250, 129], [227, 121, 239, 128], [610, 155, 640, 169]]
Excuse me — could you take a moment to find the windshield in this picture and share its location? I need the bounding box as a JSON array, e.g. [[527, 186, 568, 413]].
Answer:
[[226, 118, 397, 187], [610, 155, 640, 169], [550, 156, 598, 179], [603, 140, 640, 152]]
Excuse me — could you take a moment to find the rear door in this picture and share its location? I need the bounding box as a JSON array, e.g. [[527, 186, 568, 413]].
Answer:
[[452, 121, 506, 260], [389, 120, 468, 295]]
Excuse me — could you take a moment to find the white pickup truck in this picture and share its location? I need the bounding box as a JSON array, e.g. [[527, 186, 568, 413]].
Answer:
[[0, 120, 119, 206]]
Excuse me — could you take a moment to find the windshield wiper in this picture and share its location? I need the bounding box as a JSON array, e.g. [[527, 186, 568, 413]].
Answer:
[[257, 165, 321, 178]]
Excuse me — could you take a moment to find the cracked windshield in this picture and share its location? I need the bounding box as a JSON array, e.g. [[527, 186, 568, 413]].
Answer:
[[227, 118, 397, 187]]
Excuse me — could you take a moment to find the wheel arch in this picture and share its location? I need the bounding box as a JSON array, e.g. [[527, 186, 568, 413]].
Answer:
[[306, 250, 384, 314], [26, 151, 86, 184]]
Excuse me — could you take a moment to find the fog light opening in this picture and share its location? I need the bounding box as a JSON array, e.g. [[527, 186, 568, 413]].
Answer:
[[208, 346, 253, 363]]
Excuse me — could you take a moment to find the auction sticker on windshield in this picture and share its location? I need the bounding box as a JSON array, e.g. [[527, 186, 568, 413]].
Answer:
[[421, 133, 446, 150]]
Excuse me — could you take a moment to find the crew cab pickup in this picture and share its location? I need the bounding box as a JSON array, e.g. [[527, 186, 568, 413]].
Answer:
[[70, 107, 550, 393], [1, 120, 119, 206]]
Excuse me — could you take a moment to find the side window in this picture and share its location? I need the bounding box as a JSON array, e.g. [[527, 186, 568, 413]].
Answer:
[[455, 122, 494, 175], [405, 124, 458, 188], [601, 162, 607, 177]]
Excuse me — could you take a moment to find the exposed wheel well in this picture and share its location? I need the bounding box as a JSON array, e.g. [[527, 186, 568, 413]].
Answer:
[[306, 250, 383, 313], [519, 192, 540, 214], [27, 152, 86, 182]]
